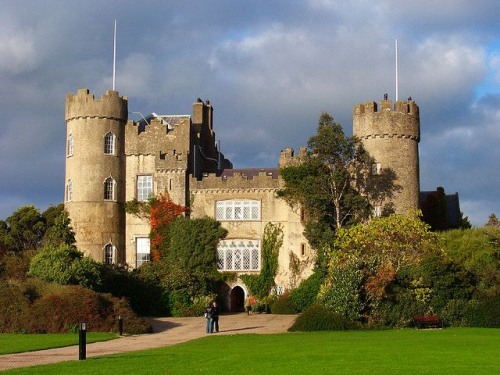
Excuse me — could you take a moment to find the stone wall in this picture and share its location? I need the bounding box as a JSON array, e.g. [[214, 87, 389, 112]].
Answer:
[[190, 170, 312, 289], [353, 99, 420, 214], [65, 89, 128, 261]]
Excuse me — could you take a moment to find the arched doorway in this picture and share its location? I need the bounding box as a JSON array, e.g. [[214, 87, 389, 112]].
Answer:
[[230, 286, 245, 312]]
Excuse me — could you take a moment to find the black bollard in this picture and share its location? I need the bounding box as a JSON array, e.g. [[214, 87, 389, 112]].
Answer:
[[118, 315, 123, 336], [79, 322, 87, 360]]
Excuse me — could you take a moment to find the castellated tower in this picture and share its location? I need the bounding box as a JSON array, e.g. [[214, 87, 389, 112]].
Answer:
[[65, 89, 128, 262], [353, 98, 420, 214]]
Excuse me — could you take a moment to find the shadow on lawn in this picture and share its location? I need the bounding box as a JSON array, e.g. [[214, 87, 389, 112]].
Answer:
[[218, 326, 265, 333]]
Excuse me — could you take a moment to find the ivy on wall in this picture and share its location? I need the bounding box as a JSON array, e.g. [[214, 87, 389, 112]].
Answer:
[[241, 222, 283, 298]]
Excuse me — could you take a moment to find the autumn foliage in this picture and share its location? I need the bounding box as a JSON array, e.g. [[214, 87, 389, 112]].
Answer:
[[149, 193, 188, 262]]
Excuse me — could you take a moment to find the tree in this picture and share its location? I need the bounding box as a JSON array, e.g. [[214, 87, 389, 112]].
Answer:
[[163, 216, 227, 275], [486, 213, 500, 228], [28, 244, 102, 289], [42, 209, 76, 248], [0, 206, 46, 253], [278, 112, 399, 268], [42, 204, 65, 229], [153, 216, 227, 301], [324, 211, 439, 318]]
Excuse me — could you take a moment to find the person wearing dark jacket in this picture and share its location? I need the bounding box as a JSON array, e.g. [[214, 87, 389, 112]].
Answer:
[[211, 301, 220, 333]]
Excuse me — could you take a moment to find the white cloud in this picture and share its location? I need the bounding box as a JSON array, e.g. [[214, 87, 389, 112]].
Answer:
[[0, 28, 38, 74], [1, 0, 500, 227]]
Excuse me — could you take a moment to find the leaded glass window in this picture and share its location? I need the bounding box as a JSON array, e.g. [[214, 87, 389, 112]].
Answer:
[[136, 237, 150, 267], [104, 132, 116, 155], [104, 177, 115, 200], [216, 239, 260, 271], [137, 175, 153, 201], [104, 243, 114, 265], [215, 200, 260, 221]]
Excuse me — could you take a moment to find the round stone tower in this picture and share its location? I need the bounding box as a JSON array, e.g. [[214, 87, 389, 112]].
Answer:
[[352, 98, 420, 214], [64, 89, 128, 262]]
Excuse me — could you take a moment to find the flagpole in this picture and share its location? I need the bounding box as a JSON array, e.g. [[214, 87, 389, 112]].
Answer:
[[395, 38, 399, 102], [113, 20, 117, 91]]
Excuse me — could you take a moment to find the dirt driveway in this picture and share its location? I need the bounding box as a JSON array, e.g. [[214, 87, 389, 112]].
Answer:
[[0, 313, 296, 371]]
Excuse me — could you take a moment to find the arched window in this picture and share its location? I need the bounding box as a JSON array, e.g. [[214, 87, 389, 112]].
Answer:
[[104, 243, 114, 265], [104, 132, 116, 155], [67, 133, 74, 156], [66, 179, 73, 202], [104, 177, 116, 200]]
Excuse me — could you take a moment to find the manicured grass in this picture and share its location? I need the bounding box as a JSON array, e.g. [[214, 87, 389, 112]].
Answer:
[[2, 328, 499, 374], [0, 332, 117, 355], [1, 328, 500, 375]]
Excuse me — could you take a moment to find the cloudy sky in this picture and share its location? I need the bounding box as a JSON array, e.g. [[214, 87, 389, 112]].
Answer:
[[1, 0, 499, 226]]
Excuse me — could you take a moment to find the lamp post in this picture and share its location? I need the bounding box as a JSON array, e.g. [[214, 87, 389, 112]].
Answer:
[[118, 315, 123, 336], [78, 322, 87, 360]]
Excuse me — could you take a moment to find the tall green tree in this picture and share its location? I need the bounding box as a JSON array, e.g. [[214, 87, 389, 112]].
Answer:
[[0, 205, 46, 253], [42, 209, 76, 248], [278, 112, 399, 264], [164, 216, 226, 274], [155, 216, 227, 298]]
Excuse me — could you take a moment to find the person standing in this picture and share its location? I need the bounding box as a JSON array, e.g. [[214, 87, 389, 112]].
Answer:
[[205, 303, 214, 333], [211, 301, 220, 333], [245, 295, 255, 315], [249, 295, 255, 313]]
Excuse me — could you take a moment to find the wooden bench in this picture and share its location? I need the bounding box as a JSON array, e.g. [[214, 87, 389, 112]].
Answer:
[[414, 315, 443, 329]]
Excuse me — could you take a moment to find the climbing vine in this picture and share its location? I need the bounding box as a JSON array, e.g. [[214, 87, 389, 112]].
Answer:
[[241, 222, 283, 298], [125, 193, 188, 261]]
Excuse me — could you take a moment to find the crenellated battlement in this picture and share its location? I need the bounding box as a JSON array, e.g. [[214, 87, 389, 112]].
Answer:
[[125, 116, 191, 158], [279, 147, 307, 168], [353, 99, 419, 119], [190, 168, 280, 191], [353, 97, 420, 142], [65, 89, 128, 122]]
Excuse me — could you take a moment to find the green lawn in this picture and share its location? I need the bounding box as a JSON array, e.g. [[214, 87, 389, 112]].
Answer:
[[0, 332, 117, 355], [2, 328, 499, 374]]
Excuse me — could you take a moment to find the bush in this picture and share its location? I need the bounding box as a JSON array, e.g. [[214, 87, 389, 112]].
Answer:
[[27, 285, 151, 334], [289, 271, 323, 312], [376, 293, 423, 328], [0, 281, 151, 334], [271, 293, 296, 314], [100, 264, 169, 316], [318, 260, 364, 320], [28, 244, 102, 289], [464, 295, 500, 328], [0, 282, 31, 333], [288, 304, 360, 331]]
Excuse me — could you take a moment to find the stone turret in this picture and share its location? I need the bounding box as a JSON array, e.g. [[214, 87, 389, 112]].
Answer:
[[353, 97, 420, 214], [64, 89, 128, 262]]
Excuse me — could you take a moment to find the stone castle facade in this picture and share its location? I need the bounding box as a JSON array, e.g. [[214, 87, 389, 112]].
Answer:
[[64, 88, 420, 311]]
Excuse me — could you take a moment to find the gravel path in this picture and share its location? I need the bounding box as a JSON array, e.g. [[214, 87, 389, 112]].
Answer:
[[0, 313, 296, 371]]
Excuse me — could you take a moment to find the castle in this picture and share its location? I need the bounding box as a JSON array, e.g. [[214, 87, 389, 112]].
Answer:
[[64, 88, 421, 311]]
